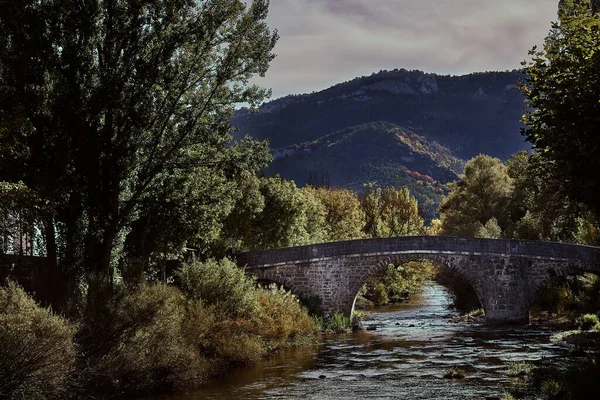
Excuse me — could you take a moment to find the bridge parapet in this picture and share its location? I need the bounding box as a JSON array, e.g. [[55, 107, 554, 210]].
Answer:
[[237, 237, 600, 268]]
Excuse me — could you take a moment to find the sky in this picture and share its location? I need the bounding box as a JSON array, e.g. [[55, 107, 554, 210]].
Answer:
[[254, 0, 560, 99]]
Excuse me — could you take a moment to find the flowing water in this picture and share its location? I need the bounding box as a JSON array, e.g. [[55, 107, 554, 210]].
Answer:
[[149, 283, 571, 399]]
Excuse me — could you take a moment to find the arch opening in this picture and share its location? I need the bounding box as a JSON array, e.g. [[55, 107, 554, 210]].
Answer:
[[531, 269, 600, 318], [350, 254, 484, 317]]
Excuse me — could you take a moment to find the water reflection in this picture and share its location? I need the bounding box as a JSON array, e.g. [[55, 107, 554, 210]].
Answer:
[[145, 283, 569, 400]]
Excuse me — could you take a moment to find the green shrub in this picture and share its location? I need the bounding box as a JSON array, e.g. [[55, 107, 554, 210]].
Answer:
[[533, 274, 600, 315], [320, 312, 352, 333], [369, 281, 389, 306], [177, 258, 258, 317], [78, 275, 318, 397], [314, 311, 364, 333], [541, 380, 562, 397], [351, 310, 364, 331], [255, 285, 317, 350], [362, 261, 436, 306], [506, 361, 535, 377], [467, 308, 485, 318], [0, 281, 76, 400], [575, 313, 600, 330], [79, 283, 209, 396]]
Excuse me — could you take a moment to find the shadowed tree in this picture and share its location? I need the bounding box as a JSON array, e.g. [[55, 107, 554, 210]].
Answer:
[[0, 1, 278, 294], [521, 0, 600, 221], [559, 0, 600, 14], [220, 176, 328, 251], [439, 155, 512, 237]]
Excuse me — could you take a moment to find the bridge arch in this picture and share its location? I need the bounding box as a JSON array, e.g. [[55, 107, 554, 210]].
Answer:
[[526, 261, 600, 309], [346, 253, 484, 317]]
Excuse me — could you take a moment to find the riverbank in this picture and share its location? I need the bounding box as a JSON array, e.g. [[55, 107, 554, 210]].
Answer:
[[0, 258, 319, 400], [491, 312, 600, 399], [148, 283, 574, 400]]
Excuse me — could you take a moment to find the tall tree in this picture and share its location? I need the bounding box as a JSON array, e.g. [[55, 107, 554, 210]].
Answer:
[[361, 183, 384, 238], [439, 155, 513, 237], [305, 186, 365, 241], [559, 0, 600, 14], [505, 151, 584, 242], [520, 0, 600, 220], [379, 187, 423, 237], [0, 1, 278, 287], [220, 176, 328, 251], [361, 184, 423, 238]]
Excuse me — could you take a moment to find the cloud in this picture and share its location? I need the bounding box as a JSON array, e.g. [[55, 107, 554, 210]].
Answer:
[[254, 0, 559, 99]]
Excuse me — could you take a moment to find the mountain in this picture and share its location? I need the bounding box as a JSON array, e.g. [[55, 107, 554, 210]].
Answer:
[[232, 68, 529, 220], [233, 68, 527, 160]]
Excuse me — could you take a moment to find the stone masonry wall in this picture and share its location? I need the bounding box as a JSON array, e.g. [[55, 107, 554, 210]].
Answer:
[[240, 237, 600, 324]]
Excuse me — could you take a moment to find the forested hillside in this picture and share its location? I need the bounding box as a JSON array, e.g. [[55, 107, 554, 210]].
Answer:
[[233, 69, 527, 219], [233, 68, 527, 160], [266, 121, 464, 220]]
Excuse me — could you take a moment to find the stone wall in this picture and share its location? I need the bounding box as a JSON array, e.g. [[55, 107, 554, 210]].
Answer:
[[239, 236, 600, 325], [237, 236, 600, 269]]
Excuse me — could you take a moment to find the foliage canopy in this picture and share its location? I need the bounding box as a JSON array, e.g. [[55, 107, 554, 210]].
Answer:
[[0, 0, 278, 283], [521, 0, 600, 219]]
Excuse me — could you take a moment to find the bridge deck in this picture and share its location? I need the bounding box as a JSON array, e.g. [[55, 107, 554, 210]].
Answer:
[[236, 236, 600, 268]]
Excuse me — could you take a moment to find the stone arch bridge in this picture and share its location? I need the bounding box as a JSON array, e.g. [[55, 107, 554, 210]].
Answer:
[[235, 237, 600, 325]]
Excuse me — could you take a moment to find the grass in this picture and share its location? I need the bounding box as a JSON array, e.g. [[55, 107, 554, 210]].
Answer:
[[506, 361, 535, 377], [575, 313, 600, 331], [467, 308, 485, 318], [314, 312, 352, 333]]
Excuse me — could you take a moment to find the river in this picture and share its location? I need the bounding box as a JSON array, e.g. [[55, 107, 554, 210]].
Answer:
[[147, 282, 571, 399]]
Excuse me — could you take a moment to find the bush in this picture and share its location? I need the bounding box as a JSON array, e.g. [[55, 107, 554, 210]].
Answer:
[[540, 380, 562, 397], [467, 308, 485, 318], [0, 281, 76, 400], [351, 310, 364, 331], [177, 258, 258, 317], [575, 313, 600, 331], [79, 283, 209, 396], [506, 361, 535, 377], [363, 261, 436, 306], [78, 266, 318, 398], [369, 281, 389, 306], [533, 274, 600, 315], [256, 284, 317, 350], [318, 312, 352, 333]]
